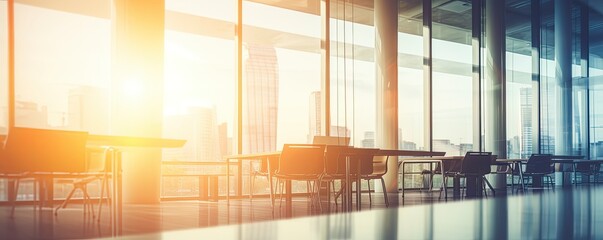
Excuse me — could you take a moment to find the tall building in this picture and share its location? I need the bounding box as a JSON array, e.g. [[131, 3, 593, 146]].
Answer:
[[243, 44, 279, 153], [520, 88, 532, 159], [163, 106, 220, 162], [361, 131, 375, 148], [67, 86, 110, 134], [15, 101, 48, 128], [308, 91, 321, 143]]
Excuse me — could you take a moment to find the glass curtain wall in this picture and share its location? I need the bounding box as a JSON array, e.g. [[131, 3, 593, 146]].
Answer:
[[161, 0, 236, 198], [11, 1, 111, 201], [431, 0, 474, 155], [589, 10, 603, 159], [398, 0, 426, 189], [242, 1, 321, 194], [506, 0, 533, 159], [330, 0, 375, 148]]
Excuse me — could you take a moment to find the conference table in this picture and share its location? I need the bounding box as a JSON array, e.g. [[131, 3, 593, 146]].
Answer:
[[87, 134, 186, 237], [225, 148, 446, 212]]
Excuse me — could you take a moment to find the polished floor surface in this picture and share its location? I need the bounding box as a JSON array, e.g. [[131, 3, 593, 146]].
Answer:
[[2, 186, 603, 239]]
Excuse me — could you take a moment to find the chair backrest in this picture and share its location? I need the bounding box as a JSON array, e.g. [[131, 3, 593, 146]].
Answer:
[[348, 148, 379, 175], [3, 127, 89, 173], [525, 154, 553, 174], [277, 144, 326, 175], [324, 145, 351, 175], [460, 152, 492, 175], [312, 136, 350, 146]]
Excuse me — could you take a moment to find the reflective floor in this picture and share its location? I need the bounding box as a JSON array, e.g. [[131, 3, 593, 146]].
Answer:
[[2, 186, 603, 239]]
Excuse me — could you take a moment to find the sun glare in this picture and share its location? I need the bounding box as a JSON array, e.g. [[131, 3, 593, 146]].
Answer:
[[121, 78, 144, 99]]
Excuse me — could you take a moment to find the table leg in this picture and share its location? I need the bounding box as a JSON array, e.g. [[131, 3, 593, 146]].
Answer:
[[346, 156, 352, 212], [439, 160, 447, 199], [267, 158, 274, 207], [401, 162, 405, 198], [453, 176, 461, 198], [226, 159, 230, 204], [356, 159, 361, 211], [518, 162, 526, 191], [285, 180, 292, 216]]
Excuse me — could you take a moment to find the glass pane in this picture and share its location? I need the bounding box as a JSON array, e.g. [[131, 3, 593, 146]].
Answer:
[[589, 10, 603, 159], [329, 1, 374, 149], [432, 0, 473, 156], [161, 0, 236, 198], [14, 2, 111, 133], [506, 0, 533, 159], [243, 1, 321, 194], [399, 0, 425, 189]]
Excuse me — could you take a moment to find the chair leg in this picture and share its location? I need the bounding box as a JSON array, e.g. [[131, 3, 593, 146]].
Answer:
[[267, 175, 275, 208], [55, 186, 78, 216], [483, 177, 495, 196], [315, 179, 322, 213], [380, 177, 389, 207], [367, 179, 372, 206], [10, 179, 20, 218]]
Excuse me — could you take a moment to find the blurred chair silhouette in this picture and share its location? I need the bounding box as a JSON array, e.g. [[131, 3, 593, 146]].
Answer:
[[575, 161, 602, 184], [250, 154, 279, 206], [361, 155, 390, 207], [274, 144, 326, 210], [522, 154, 554, 189], [320, 145, 351, 209], [54, 146, 113, 221], [0, 148, 34, 218], [452, 152, 493, 197], [1, 127, 94, 217]]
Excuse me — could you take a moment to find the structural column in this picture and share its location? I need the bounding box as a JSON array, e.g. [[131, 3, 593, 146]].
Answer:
[[111, 0, 165, 203], [555, 0, 572, 155], [375, 0, 398, 193], [484, 0, 506, 158]]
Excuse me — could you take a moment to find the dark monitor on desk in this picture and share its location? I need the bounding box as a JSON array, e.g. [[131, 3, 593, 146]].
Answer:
[[312, 136, 350, 146]]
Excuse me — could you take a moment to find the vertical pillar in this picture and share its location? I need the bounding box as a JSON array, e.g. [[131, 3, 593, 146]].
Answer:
[[472, 0, 482, 151], [581, 6, 590, 158], [555, 0, 572, 155], [375, 0, 398, 193], [484, 0, 506, 158], [111, 0, 164, 203], [321, 0, 331, 137], [423, 0, 433, 152], [7, 0, 14, 129], [531, 0, 541, 154]]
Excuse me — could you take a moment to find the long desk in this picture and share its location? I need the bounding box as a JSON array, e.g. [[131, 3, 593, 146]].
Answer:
[[87, 134, 185, 237]]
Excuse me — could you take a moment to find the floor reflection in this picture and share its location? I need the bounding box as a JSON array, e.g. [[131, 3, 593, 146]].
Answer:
[[2, 186, 603, 239]]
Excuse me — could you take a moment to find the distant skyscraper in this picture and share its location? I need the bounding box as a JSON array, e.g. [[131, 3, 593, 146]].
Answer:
[[243, 44, 278, 153], [67, 86, 110, 134], [520, 88, 532, 159], [15, 101, 48, 128], [308, 91, 321, 143], [361, 131, 375, 148], [163, 106, 220, 162], [218, 122, 230, 158]]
